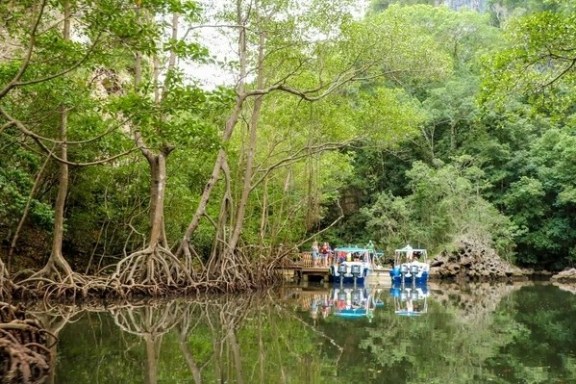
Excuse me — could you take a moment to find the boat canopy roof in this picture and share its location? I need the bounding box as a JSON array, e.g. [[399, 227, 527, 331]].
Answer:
[[334, 246, 371, 253], [394, 245, 427, 253]]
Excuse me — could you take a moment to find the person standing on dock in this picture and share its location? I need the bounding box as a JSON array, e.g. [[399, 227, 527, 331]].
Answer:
[[367, 240, 376, 267], [311, 240, 319, 267], [320, 242, 331, 267]]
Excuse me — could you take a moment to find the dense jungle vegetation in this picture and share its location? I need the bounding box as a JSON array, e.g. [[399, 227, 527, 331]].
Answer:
[[1, 0, 575, 297]]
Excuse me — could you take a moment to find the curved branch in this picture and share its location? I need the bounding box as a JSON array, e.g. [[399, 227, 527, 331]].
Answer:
[[0, 0, 48, 100], [250, 141, 348, 192], [1, 107, 137, 166], [543, 57, 576, 87], [12, 32, 103, 89]]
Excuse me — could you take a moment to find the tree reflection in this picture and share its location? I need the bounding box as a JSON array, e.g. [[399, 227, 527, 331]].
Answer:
[[29, 303, 85, 384], [35, 282, 576, 384], [109, 300, 192, 384]]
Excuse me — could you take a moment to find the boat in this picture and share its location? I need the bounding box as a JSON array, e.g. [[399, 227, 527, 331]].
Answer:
[[389, 245, 430, 285], [390, 284, 429, 316], [328, 246, 374, 286]]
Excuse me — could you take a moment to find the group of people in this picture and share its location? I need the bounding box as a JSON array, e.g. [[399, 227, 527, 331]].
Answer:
[[311, 240, 378, 267], [311, 240, 332, 267]]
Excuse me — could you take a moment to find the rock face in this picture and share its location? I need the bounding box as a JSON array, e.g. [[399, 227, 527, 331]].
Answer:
[[429, 240, 528, 282], [551, 268, 576, 283], [439, 0, 488, 12]]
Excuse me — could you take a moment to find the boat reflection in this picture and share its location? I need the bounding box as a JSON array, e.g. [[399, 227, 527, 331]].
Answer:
[[390, 283, 429, 316], [308, 287, 385, 322]]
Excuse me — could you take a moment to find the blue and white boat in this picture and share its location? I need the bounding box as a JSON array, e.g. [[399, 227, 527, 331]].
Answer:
[[329, 246, 374, 286], [389, 245, 429, 285]]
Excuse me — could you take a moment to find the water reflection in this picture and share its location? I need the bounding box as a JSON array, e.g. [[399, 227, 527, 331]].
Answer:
[[307, 287, 385, 322], [390, 284, 429, 316], [29, 282, 576, 383]]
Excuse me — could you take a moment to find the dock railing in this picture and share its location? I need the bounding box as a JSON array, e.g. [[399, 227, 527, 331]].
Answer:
[[282, 251, 388, 270], [284, 252, 337, 269], [291, 252, 314, 268]]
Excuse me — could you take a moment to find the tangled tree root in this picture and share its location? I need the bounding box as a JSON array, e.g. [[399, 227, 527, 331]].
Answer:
[[10, 246, 286, 301], [109, 245, 195, 297], [0, 302, 56, 384], [17, 268, 111, 302], [200, 254, 282, 293]]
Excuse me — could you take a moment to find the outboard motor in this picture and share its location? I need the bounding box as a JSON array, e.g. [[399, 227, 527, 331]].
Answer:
[[351, 264, 362, 286], [400, 264, 409, 275], [337, 263, 347, 285], [400, 264, 409, 284], [409, 264, 420, 285]]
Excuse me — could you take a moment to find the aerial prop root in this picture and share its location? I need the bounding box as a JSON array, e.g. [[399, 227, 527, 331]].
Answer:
[[110, 245, 192, 289], [18, 262, 109, 299]]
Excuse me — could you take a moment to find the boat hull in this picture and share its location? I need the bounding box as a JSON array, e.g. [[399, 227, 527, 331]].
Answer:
[[328, 261, 371, 286], [390, 273, 429, 285], [389, 263, 429, 285]]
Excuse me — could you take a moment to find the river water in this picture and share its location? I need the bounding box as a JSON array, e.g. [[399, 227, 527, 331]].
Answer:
[[33, 281, 576, 383]]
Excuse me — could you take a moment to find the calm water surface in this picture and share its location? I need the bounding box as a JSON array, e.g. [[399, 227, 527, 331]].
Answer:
[[38, 282, 576, 383]]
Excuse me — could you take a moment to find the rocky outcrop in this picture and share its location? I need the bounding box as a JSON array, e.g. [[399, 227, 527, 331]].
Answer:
[[551, 268, 576, 283], [429, 240, 528, 282]]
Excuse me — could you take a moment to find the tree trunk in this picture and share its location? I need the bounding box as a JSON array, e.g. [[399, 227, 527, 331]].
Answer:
[[177, 0, 248, 258], [146, 150, 168, 248], [42, 1, 74, 278], [46, 106, 73, 275], [227, 95, 263, 253], [221, 27, 267, 258], [259, 176, 268, 244]]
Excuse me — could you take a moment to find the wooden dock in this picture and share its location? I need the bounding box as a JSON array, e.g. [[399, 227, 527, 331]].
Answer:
[[278, 253, 391, 285]]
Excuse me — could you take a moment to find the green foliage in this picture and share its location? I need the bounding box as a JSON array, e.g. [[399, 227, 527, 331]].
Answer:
[[362, 158, 517, 257], [2, 0, 576, 273], [480, 6, 576, 119], [0, 164, 54, 233], [343, 5, 454, 85], [497, 128, 576, 268]]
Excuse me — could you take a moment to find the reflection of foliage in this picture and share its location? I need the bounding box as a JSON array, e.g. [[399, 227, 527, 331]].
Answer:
[[484, 285, 576, 383], [52, 293, 340, 383], [38, 284, 576, 383], [352, 283, 527, 384]]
